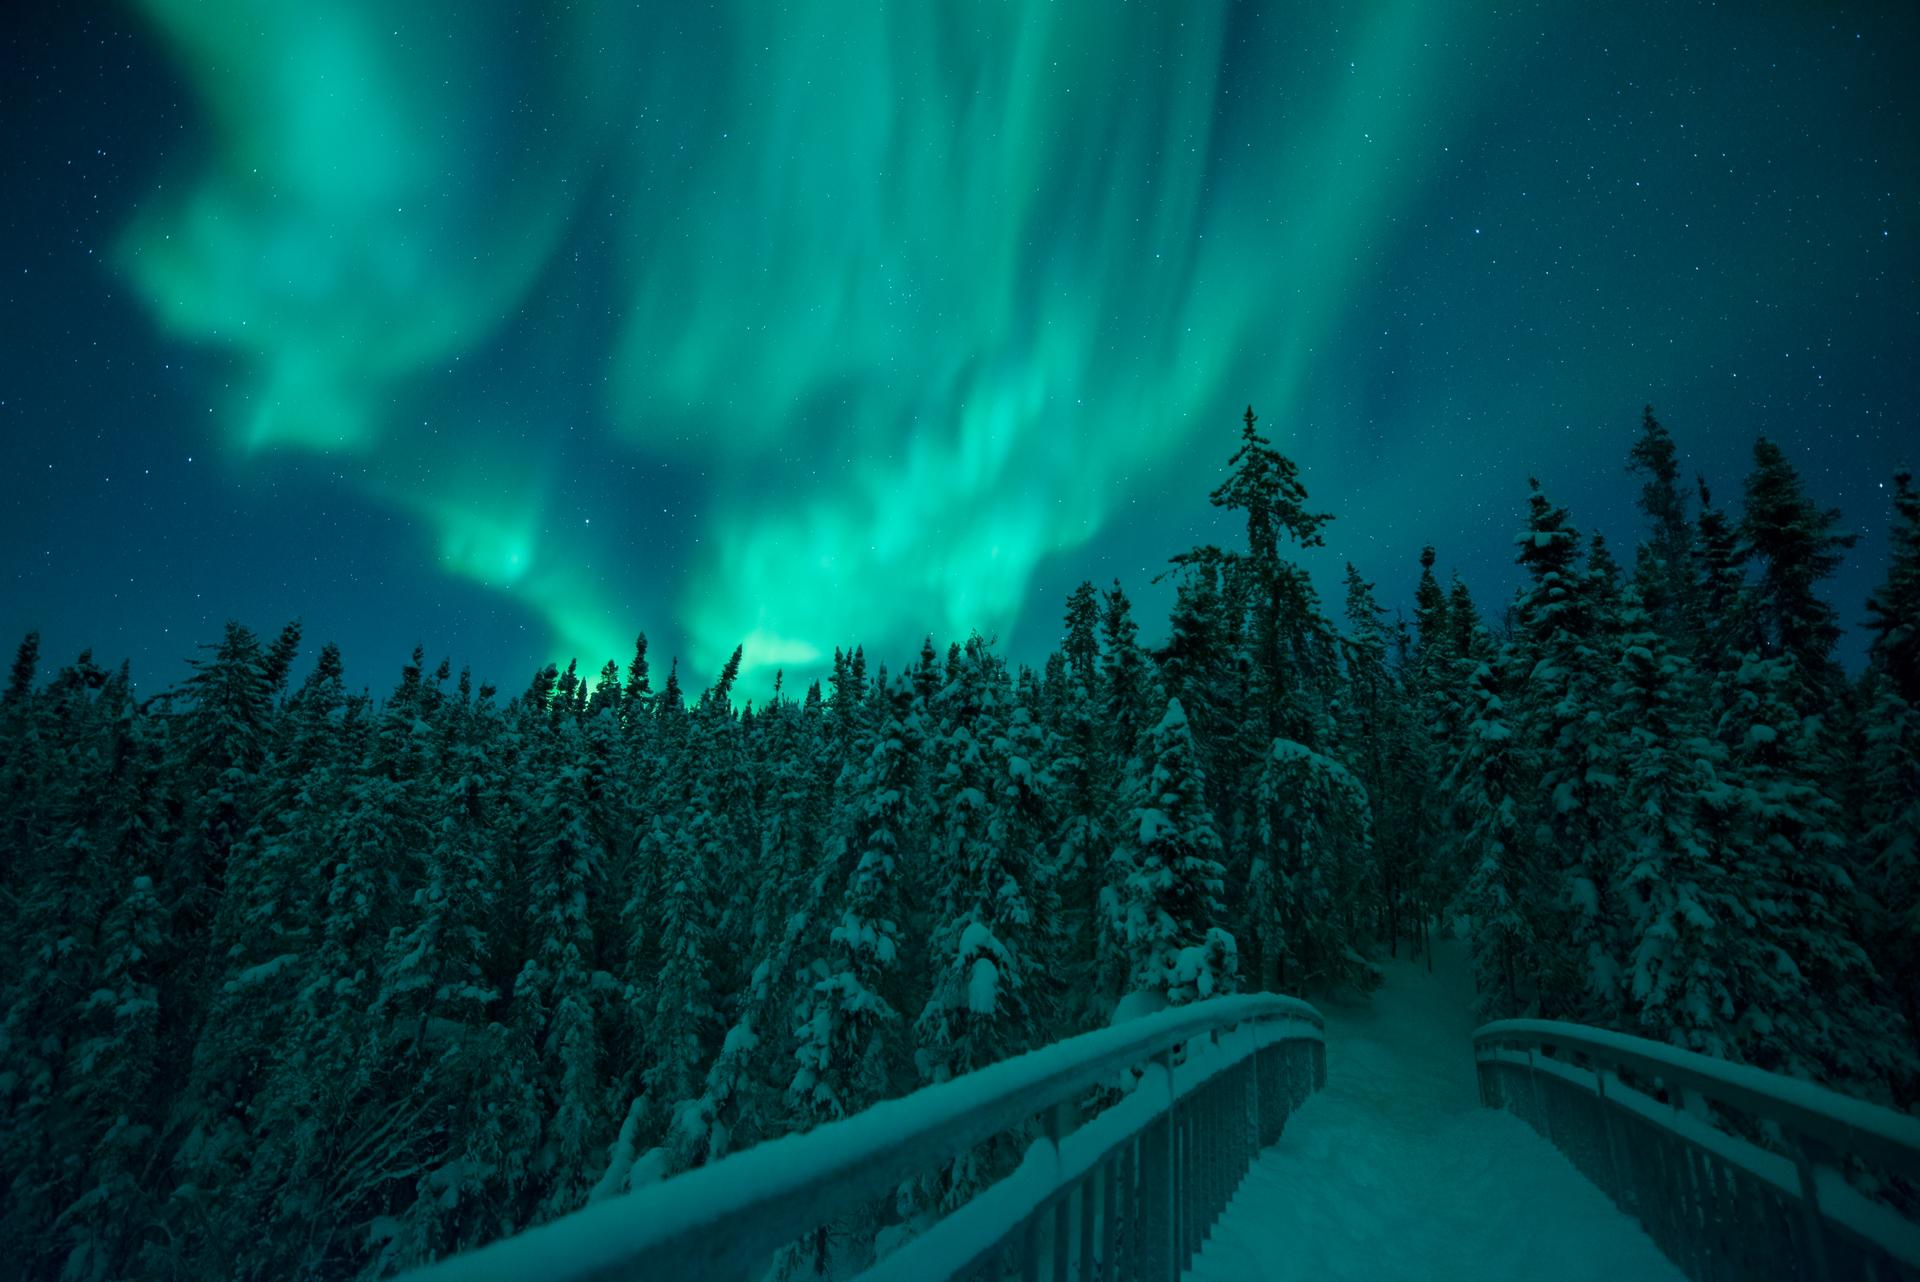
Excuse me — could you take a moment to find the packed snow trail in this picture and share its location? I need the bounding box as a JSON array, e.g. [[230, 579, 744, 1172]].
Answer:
[[1184, 940, 1683, 1282]]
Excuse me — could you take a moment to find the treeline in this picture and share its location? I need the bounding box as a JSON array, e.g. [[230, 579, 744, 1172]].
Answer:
[[0, 407, 1914, 1279]]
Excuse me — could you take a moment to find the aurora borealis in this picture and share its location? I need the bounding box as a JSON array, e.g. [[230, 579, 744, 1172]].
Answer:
[[5, 1, 1916, 692]]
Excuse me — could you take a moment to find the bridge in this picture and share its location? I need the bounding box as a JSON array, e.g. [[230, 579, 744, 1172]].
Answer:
[[401, 946, 1920, 1282]]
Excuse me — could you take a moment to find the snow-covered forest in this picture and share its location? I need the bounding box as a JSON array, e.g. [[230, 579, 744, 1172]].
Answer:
[[2, 408, 1916, 1280]]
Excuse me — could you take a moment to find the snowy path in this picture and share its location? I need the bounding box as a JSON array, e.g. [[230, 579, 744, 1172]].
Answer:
[[1184, 941, 1683, 1282]]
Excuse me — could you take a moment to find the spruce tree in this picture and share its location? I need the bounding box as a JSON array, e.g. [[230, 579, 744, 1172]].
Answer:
[[240, 655, 439, 1277], [2, 629, 38, 707], [1108, 699, 1235, 1009], [1713, 653, 1907, 1088], [1511, 482, 1621, 1021], [1062, 581, 1101, 692], [1447, 576, 1484, 660], [912, 643, 1050, 1209], [1049, 599, 1108, 1014], [1861, 473, 1920, 1059], [178, 622, 277, 919], [1693, 478, 1751, 672], [1739, 437, 1857, 704], [43, 670, 169, 1279], [1247, 734, 1376, 994], [689, 688, 831, 1172], [171, 643, 345, 1272], [1404, 547, 1467, 964], [1338, 565, 1403, 947], [1412, 546, 1450, 658], [649, 780, 719, 1168], [261, 620, 303, 700], [1100, 580, 1154, 766], [1446, 651, 1536, 1018], [790, 676, 917, 1127], [1156, 563, 1235, 820], [1609, 593, 1741, 1055], [374, 679, 529, 1268], [1626, 406, 1698, 644], [516, 733, 608, 1219], [1207, 406, 1332, 747]]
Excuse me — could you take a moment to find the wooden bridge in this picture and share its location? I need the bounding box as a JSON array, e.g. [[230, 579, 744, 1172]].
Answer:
[[398, 950, 1920, 1282]]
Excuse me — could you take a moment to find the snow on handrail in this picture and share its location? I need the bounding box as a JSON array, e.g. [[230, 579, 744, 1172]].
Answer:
[[1474, 1018, 1920, 1178], [400, 992, 1324, 1282]]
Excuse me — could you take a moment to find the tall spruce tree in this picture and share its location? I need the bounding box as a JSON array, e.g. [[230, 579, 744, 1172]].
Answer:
[[1711, 653, 1907, 1089], [1209, 406, 1331, 747], [790, 676, 918, 1128], [1739, 438, 1857, 704], [1693, 478, 1751, 672], [1403, 546, 1462, 958], [1446, 652, 1536, 1018], [1861, 473, 1920, 1060], [516, 734, 609, 1220], [1338, 566, 1406, 953], [1608, 592, 1742, 1055], [1625, 406, 1699, 645], [1511, 481, 1621, 1021], [1100, 580, 1154, 766]]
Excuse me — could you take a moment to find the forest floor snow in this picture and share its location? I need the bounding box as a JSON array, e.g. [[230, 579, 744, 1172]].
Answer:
[[1183, 937, 1683, 1282]]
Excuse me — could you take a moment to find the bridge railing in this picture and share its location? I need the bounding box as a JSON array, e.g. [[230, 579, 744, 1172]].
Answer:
[[1474, 1019, 1920, 1282], [402, 993, 1325, 1282]]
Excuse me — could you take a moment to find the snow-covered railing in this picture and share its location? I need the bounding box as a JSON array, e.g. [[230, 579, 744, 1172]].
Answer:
[[399, 993, 1325, 1282], [1474, 1019, 1920, 1282]]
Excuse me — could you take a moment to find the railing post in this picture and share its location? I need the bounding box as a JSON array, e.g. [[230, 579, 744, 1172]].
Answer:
[[1225, 1070, 1236, 1210], [1102, 1149, 1119, 1282], [1245, 1027, 1263, 1165], [1022, 1100, 1067, 1282], [1594, 1068, 1628, 1211], [1665, 1083, 1700, 1277], [1255, 1038, 1280, 1147], [1184, 1075, 1200, 1266], [1167, 1074, 1182, 1266], [1250, 1047, 1260, 1148], [1184, 1082, 1197, 1269], [1078, 1157, 1095, 1282], [1175, 1092, 1189, 1270], [1791, 1137, 1834, 1282], [1214, 1072, 1228, 1219], [1221, 1074, 1233, 1209], [1249, 1048, 1260, 1158], [1139, 1049, 1176, 1282], [1047, 1101, 1071, 1282], [1200, 1073, 1213, 1251], [1526, 1046, 1553, 1143]]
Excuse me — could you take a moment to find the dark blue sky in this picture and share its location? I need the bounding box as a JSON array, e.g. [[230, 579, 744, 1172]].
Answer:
[[4, 1, 1914, 697]]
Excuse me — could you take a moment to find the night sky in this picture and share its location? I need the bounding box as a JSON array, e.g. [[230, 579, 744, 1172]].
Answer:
[[4, 1, 1915, 698]]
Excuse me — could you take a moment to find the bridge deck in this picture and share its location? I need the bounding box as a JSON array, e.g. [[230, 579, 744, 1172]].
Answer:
[[1185, 941, 1683, 1282]]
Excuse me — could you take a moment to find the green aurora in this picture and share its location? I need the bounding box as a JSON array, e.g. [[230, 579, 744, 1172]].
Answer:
[[111, 0, 1490, 687]]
